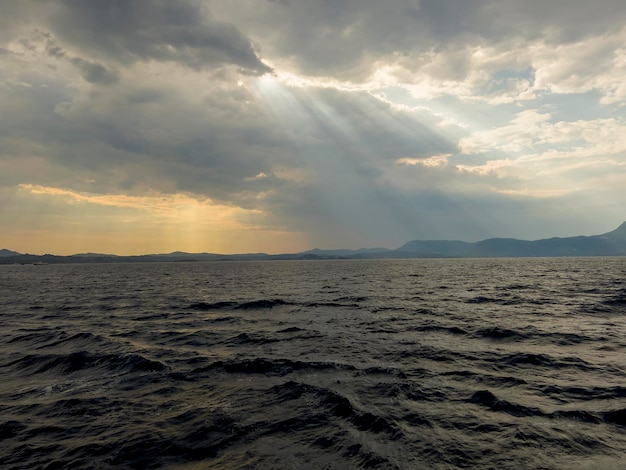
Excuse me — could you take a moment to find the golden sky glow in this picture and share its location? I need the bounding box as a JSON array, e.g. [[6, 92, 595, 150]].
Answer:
[[4, 185, 306, 255]]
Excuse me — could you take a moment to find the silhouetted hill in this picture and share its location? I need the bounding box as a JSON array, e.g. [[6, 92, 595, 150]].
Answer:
[[394, 240, 472, 257], [601, 221, 626, 239], [72, 252, 117, 257], [302, 247, 391, 257], [397, 222, 626, 257], [1, 222, 624, 263]]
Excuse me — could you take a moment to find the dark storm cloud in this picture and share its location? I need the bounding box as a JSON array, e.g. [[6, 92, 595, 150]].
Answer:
[[51, 0, 270, 74], [0, 49, 459, 209], [68, 58, 119, 84], [0, 70, 295, 201], [41, 34, 119, 84], [218, 0, 626, 78], [7, 0, 270, 75]]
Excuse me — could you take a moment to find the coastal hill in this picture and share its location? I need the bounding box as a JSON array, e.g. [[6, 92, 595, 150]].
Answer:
[[396, 221, 626, 258], [1, 221, 625, 264]]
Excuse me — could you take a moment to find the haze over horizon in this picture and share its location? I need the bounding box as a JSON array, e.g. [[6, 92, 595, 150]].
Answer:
[[2, 220, 626, 258], [2, 1, 626, 256]]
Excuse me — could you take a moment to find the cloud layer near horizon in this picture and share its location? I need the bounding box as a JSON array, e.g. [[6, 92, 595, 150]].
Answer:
[[1, 0, 625, 254]]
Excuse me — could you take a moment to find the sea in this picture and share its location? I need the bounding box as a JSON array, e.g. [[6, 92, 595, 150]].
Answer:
[[1, 258, 626, 469]]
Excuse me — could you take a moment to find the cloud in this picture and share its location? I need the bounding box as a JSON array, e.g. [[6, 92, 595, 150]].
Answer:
[[459, 110, 553, 154], [455, 109, 626, 207], [3, 0, 271, 75], [19, 183, 263, 224], [55, 0, 271, 74], [1, 0, 625, 253], [397, 154, 452, 168], [460, 110, 626, 160], [38, 33, 119, 84], [213, 1, 626, 82]]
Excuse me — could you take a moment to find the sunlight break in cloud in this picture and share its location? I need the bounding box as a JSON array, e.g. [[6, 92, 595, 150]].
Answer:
[[493, 187, 573, 198], [20, 184, 260, 223], [397, 154, 452, 167]]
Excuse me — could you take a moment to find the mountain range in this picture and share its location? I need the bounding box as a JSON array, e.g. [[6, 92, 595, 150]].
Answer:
[[1, 221, 625, 264]]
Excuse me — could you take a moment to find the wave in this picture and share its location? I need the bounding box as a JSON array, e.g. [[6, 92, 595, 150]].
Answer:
[[187, 299, 289, 311], [269, 381, 402, 437], [496, 352, 596, 371], [188, 297, 370, 312], [0, 420, 26, 440], [410, 325, 468, 335], [603, 408, 626, 426], [237, 299, 289, 309], [305, 301, 361, 308], [7, 330, 64, 347], [469, 389, 626, 429], [5, 351, 167, 375], [603, 291, 626, 309], [472, 326, 602, 345], [191, 357, 357, 376], [441, 370, 527, 387], [474, 327, 527, 340], [333, 295, 369, 303], [541, 384, 626, 401]]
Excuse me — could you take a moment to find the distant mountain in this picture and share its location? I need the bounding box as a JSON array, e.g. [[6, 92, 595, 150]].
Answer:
[[1, 222, 624, 264], [71, 252, 118, 258], [397, 221, 626, 258], [395, 240, 472, 257], [302, 247, 392, 257], [600, 221, 626, 239], [0, 249, 21, 257]]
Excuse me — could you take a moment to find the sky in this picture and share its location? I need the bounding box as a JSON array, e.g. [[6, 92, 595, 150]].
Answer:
[[1, 0, 625, 255]]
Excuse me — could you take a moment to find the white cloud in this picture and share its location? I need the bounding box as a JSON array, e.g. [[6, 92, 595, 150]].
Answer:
[[530, 29, 626, 103], [397, 154, 452, 167], [460, 111, 626, 159], [454, 111, 626, 205], [493, 187, 573, 198], [459, 110, 552, 154]]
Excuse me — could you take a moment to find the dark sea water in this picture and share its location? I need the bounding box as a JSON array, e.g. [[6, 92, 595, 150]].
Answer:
[[2, 258, 626, 469]]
